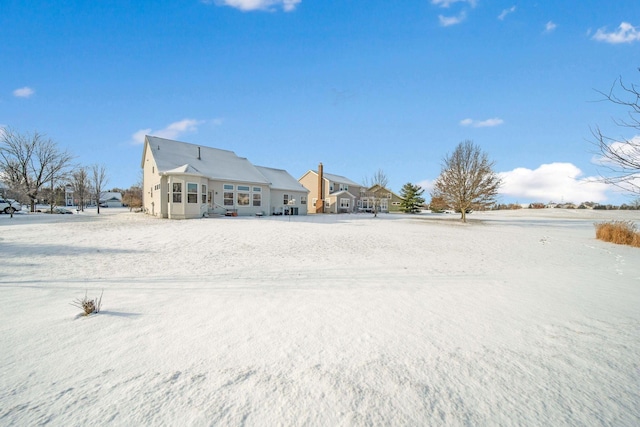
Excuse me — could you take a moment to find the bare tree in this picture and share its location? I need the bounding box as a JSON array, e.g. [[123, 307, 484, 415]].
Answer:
[[432, 140, 502, 222], [362, 169, 389, 217], [90, 164, 108, 214], [592, 73, 640, 194], [0, 128, 73, 212], [71, 167, 90, 211]]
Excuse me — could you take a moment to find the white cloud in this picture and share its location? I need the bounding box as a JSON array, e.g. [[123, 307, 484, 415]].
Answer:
[[204, 0, 300, 12], [592, 22, 640, 44], [13, 87, 34, 98], [544, 21, 557, 33], [590, 136, 640, 192], [416, 179, 435, 195], [439, 12, 466, 27], [431, 0, 477, 8], [592, 135, 640, 167], [131, 119, 205, 145], [498, 6, 516, 21], [498, 163, 611, 203], [460, 117, 504, 128]]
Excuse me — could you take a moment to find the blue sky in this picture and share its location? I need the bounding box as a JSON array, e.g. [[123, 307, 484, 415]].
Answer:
[[2, 0, 639, 204]]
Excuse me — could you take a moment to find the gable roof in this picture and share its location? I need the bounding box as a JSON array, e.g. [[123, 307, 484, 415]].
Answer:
[[143, 136, 270, 185], [100, 192, 122, 202], [255, 166, 310, 193], [324, 172, 360, 187], [367, 184, 403, 199], [330, 190, 356, 198], [301, 170, 361, 187]]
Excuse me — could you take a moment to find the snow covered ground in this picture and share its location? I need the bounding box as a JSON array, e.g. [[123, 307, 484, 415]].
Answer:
[[1, 208, 639, 426]]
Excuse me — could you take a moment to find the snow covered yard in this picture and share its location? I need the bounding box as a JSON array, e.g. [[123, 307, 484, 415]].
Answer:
[[1, 209, 639, 426]]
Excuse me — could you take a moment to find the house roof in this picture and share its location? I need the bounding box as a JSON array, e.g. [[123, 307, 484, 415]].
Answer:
[[143, 136, 270, 185], [324, 172, 360, 187], [367, 184, 403, 199], [301, 170, 361, 187], [164, 164, 206, 176], [330, 190, 357, 198], [255, 166, 310, 193], [100, 192, 122, 202]]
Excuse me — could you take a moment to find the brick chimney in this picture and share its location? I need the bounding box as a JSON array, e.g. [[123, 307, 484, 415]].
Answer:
[[316, 162, 324, 213]]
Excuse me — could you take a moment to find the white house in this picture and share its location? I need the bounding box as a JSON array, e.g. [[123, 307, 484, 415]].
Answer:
[[141, 136, 308, 219], [100, 192, 123, 208], [255, 166, 309, 216]]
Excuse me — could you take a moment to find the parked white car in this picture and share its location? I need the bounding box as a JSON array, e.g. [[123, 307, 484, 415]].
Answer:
[[0, 198, 22, 214]]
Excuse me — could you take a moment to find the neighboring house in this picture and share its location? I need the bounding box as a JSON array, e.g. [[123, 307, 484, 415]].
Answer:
[[141, 136, 308, 219], [358, 184, 404, 213], [298, 163, 363, 214], [64, 186, 74, 207], [100, 192, 123, 207]]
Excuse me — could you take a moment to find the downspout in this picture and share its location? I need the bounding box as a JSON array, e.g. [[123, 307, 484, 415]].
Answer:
[[317, 162, 324, 213]]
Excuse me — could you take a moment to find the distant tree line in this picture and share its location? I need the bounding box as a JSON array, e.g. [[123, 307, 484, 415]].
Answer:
[[0, 127, 142, 213]]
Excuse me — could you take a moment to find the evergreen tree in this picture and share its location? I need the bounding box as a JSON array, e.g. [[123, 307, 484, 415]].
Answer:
[[399, 182, 425, 213]]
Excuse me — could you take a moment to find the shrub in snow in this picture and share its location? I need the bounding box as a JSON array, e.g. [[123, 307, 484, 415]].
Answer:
[[594, 221, 640, 247], [71, 290, 103, 316]]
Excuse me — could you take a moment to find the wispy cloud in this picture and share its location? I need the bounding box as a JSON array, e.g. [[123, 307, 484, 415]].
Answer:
[[592, 22, 640, 44], [13, 87, 34, 98], [431, 0, 477, 8], [460, 117, 504, 128], [202, 0, 300, 12], [544, 21, 557, 33], [439, 12, 466, 27], [498, 6, 516, 21], [592, 136, 640, 167], [132, 118, 207, 145], [498, 163, 611, 203]]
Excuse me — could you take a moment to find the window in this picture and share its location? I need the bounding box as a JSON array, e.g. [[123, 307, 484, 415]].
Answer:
[[329, 183, 334, 192], [253, 187, 261, 192], [224, 184, 234, 190], [224, 192, 234, 206], [238, 185, 250, 192], [340, 198, 350, 209], [283, 194, 289, 205], [201, 185, 207, 204], [187, 183, 198, 203], [325, 199, 330, 208], [253, 193, 261, 207], [301, 196, 307, 205], [237, 192, 250, 206], [312, 198, 317, 207], [172, 183, 182, 203]]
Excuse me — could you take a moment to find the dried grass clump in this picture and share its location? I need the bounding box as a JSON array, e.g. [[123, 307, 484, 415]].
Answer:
[[71, 290, 103, 316], [594, 221, 640, 247]]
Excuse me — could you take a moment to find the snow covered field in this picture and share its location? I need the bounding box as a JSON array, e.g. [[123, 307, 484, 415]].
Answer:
[[1, 208, 639, 426]]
